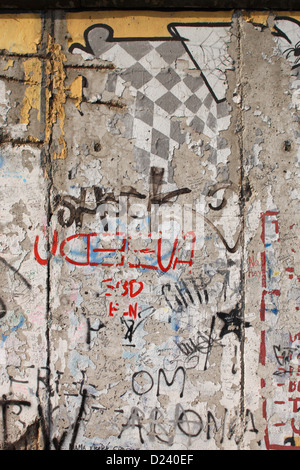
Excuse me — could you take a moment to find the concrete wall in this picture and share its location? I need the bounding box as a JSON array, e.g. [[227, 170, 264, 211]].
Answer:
[[0, 9, 300, 450]]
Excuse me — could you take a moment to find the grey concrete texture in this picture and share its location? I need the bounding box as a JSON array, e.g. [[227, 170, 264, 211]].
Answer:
[[2, 2, 300, 10], [0, 9, 300, 450]]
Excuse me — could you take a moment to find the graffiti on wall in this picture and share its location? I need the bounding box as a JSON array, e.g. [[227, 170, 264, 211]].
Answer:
[[0, 10, 299, 450], [69, 20, 233, 183]]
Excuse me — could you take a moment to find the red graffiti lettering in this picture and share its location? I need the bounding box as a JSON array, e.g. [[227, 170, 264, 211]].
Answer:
[[289, 381, 300, 393], [34, 230, 59, 265], [109, 302, 119, 317], [173, 232, 196, 270], [157, 237, 178, 273], [290, 332, 300, 343], [60, 233, 98, 266], [34, 231, 198, 273], [288, 397, 300, 413], [291, 418, 300, 435], [120, 280, 144, 298], [93, 232, 127, 267]]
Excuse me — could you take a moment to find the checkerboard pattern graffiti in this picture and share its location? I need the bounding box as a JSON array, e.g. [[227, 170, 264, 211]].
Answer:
[[70, 24, 233, 182]]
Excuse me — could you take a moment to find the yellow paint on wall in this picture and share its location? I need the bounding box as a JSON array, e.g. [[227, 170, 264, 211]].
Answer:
[[274, 11, 300, 22], [243, 11, 270, 26], [0, 14, 41, 54], [43, 37, 84, 160], [68, 76, 83, 112], [20, 58, 42, 125], [66, 10, 234, 46], [45, 35, 68, 160], [66, 10, 300, 53], [3, 60, 14, 71], [243, 10, 300, 27]]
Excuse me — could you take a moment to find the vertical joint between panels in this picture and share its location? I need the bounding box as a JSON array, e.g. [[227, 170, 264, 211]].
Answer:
[[39, 9, 56, 450], [236, 14, 247, 447]]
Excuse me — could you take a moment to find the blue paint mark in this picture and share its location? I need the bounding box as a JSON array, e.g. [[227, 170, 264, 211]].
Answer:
[[0, 156, 4, 169], [266, 307, 279, 316], [1, 334, 8, 343], [123, 350, 136, 360], [268, 267, 272, 279], [132, 243, 176, 274], [12, 316, 25, 332], [265, 255, 273, 279], [170, 315, 180, 333], [67, 229, 180, 275], [1, 316, 25, 344], [68, 235, 116, 265], [144, 255, 154, 261]]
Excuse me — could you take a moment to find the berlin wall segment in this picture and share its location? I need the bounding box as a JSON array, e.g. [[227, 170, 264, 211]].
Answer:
[[0, 10, 299, 450]]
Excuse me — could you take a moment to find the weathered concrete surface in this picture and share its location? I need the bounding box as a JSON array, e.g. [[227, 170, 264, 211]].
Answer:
[[2, 2, 300, 10], [0, 10, 300, 450]]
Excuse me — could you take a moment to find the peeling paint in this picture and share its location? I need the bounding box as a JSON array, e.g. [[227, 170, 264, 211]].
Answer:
[[0, 14, 41, 54], [242, 10, 271, 27], [1, 10, 300, 452], [3, 60, 14, 71], [68, 76, 84, 112], [45, 35, 67, 159]]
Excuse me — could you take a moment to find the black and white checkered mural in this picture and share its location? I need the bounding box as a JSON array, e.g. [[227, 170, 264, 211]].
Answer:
[[70, 23, 234, 182]]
